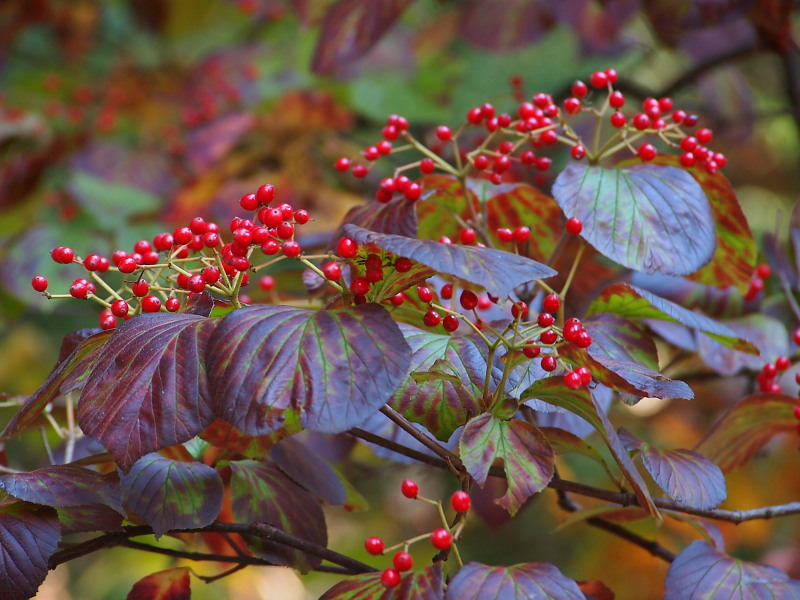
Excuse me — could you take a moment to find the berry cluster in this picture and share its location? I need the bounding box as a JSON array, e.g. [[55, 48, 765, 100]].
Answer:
[[364, 480, 470, 589], [745, 263, 772, 301]]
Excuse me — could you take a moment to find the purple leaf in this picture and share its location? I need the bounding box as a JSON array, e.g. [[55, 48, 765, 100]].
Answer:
[[445, 561, 584, 599], [665, 541, 800, 599], [207, 303, 410, 436], [270, 437, 347, 505], [77, 313, 217, 471], [126, 567, 191, 600], [311, 0, 414, 75], [0, 501, 60, 600], [228, 459, 327, 573], [390, 324, 499, 441], [57, 504, 124, 535], [320, 564, 443, 599], [120, 454, 223, 538], [460, 414, 554, 516], [0, 330, 111, 442], [552, 163, 715, 276], [335, 196, 418, 240], [343, 225, 556, 300], [694, 394, 798, 472], [0, 465, 121, 512], [696, 314, 788, 375]]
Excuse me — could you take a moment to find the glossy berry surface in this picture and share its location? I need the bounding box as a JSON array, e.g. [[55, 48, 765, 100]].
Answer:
[[400, 479, 419, 499], [430, 528, 452, 550], [364, 537, 384, 555], [381, 568, 401, 589], [393, 552, 413, 572], [450, 491, 471, 513]]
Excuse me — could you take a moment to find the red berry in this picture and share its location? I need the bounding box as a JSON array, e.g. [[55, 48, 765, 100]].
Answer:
[[256, 184, 275, 205], [381, 568, 401, 589], [173, 227, 193, 245], [336, 237, 358, 259], [460, 290, 478, 310], [565, 371, 583, 389], [513, 226, 530, 243], [537, 312, 555, 328], [541, 356, 557, 371], [99, 312, 116, 330], [282, 240, 301, 257], [575, 331, 593, 348], [293, 209, 309, 224], [189, 217, 206, 234], [776, 356, 791, 371], [460, 228, 477, 244], [563, 97, 581, 114], [756, 263, 772, 279], [696, 128, 713, 144], [605, 68, 618, 83], [440, 283, 453, 299], [187, 274, 206, 293], [497, 228, 513, 243], [395, 257, 412, 272], [793, 328, 800, 346], [322, 262, 342, 281], [31, 275, 48, 292], [165, 297, 180, 312], [276, 221, 294, 239], [565, 217, 583, 235], [571, 80, 588, 98], [570, 145, 586, 160], [420, 158, 436, 174], [141, 295, 161, 312], [69, 280, 89, 299], [473, 155, 489, 170], [589, 71, 608, 88], [352, 164, 368, 178], [638, 143, 657, 161], [404, 183, 422, 201], [450, 490, 471, 513], [610, 112, 626, 128], [540, 329, 559, 344], [376, 141, 392, 155], [542, 293, 560, 313], [609, 90, 625, 108], [632, 114, 649, 130], [443, 314, 459, 332], [679, 152, 695, 167], [430, 528, 452, 550], [523, 343, 540, 358], [401, 479, 419, 499], [118, 257, 138, 274], [535, 156, 552, 171], [423, 309, 441, 328], [436, 125, 452, 141], [417, 285, 433, 303], [511, 301, 528, 320], [240, 193, 259, 211], [393, 552, 413, 572], [575, 367, 592, 385], [365, 537, 384, 555]]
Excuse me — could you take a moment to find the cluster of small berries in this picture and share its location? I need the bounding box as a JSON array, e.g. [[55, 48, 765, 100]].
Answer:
[[745, 263, 772, 301], [364, 480, 470, 589], [757, 355, 792, 394]]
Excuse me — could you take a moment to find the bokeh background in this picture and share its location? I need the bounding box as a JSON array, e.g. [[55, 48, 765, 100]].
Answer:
[[0, 1, 798, 598]]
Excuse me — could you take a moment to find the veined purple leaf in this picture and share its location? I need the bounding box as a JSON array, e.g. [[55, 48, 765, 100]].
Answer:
[[126, 567, 191, 600], [520, 377, 658, 516], [390, 324, 498, 441], [0, 465, 121, 512], [57, 504, 124, 535], [311, 0, 414, 75], [228, 459, 327, 573], [586, 283, 757, 353], [77, 313, 217, 471], [0, 330, 111, 442], [460, 414, 554, 516], [552, 162, 715, 275], [445, 561, 584, 600], [694, 394, 798, 472], [335, 196, 418, 240], [320, 563, 443, 599], [343, 225, 556, 300], [584, 313, 659, 370], [0, 501, 60, 600], [696, 314, 788, 375], [207, 303, 410, 436], [120, 454, 223, 538], [665, 541, 800, 599], [271, 437, 347, 506]]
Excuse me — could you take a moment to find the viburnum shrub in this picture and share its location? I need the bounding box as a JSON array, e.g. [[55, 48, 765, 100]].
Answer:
[[2, 69, 800, 599]]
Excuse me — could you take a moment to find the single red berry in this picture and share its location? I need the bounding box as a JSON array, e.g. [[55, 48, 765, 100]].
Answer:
[[110, 299, 129, 317], [381, 568, 401, 589], [608, 90, 625, 108], [571, 80, 588, 98], [605, 68, 618, 83], [390, 292, 405, 306], [575, 367, 592, 385], [423, 309, 441, 328], [638, 143, 657, 161], [294, 209, 310, 225], [563, 97, 581, 114], [696, 128, 713, 144], [187, 274, 206, 293], [793, 328, 800, 346], [365, 267, 384, 283], [350, 277, 370, 296], [460, 290, 478, 310], [430, 528, 452, 550], [393, 552, 413, 572], [31, 275, 48, 292], [679, 152, 695, 167], [542, 293, 560, 313], [420, 157, 436, 174], [565, 217, 583, 235], [404, 183, 422, 201], [589, 71, 608, 88], [401, 479, 419, 499], [276, 221, 294, 240], [570, 145, 586, 161], [443, 314, 459, 332], [466, 107, 483, 124], [776, 356, 791, 371], [352, 164, 368, 178], [511, 301, 528, 320], [537, 312, 555, 328], [436, 125, 452, 141], [756, 263, 772, 279], [540, 329, 559, 344], [141, 295, 161, 312], [460, 228, 477, 244], [376, 140, 392, 155], [173, 227, 193, 245], [153, 233, 174, 251], [535, 156, 552, 171], [69, 280, 89, 299], [541, 356, 557, 371], [395, 257, 412, 272], [473, 154, 489, 170], [632, 113, 650, 130], [336, 237, 358, 259], [512, 226, 530, 243], [165, 297, 180, 312], [382, 125, 399, 140], [575, 331, 593, 348], [523, 343, 541, 358], [365, 537, 384, 555], [322, 262, 342, 281], [256, 184, 275, 205], [496, 228, 513, 243], [609, 111, 626, 128], [565, 371, 583, 389], [450, 491, 471, 513], [257, 275, 275, 292], [240, 193, 259, 211], [417, 285, 433, 303], [440, 283, 453, 299], [99, 312, 116, 330], [282, 240, 301, 258], [118, 257, 138, 274]]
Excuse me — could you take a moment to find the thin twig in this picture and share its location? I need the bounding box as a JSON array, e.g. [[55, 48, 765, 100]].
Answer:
[[379, 405, 464, 474]]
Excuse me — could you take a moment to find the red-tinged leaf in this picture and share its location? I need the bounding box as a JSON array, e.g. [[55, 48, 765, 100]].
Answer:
[[57, 504, 124, 535], [483, 182, 563, 263], [335, 196, 418, 239], [578, 579, 616, 600], [0, 330, 111, 442], [77, 313, 216, 471], [311, 0, 414, 75], [344, 225, 556, 300], [126, 567, 191, 600], [694, 394, 798, 472], [228, 459, 326, 572], [628, 439, 727, 509], [0, 501, 60, 600], [320, 563, 443, 599], [647, 155, 756, 292], [664, 541, 800, 599], [696, 314, 788, 375], [0, 465, 121, 512], [416, 175, 479, 242], [199, 417, 299, 459], [444, 561, 585, 600], [552, 163, 715, 276], [270, 437, 347, 505], [207, 303, 410, 436], [57, 327, 103, 362], [586, 283, 757, 353], [459, 414, 554, 516], [120, 454, 224, 538], [520, 378, 659, 517], [458, 1, 558, 51], [374, 262, 437, 304], [390, 324, 498, 441]]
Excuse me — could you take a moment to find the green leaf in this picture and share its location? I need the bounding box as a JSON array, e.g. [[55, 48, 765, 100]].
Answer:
[[665, 541, 800, 599], [390, 325, 498, 441], [207, 303, 411, 436], [343, 225, 556, 300], [445, 562, 585, 599], [126, 568, 191, 600], [520, 377, 658, 517], [228, 459, 327, 573], [552, 163, 715, 275], [320, 563, 443, 599], [694, 394, 798, 472], [120, 454, 224, 538], [585, 283, 757, 353], [460, 414, 554, 516], [538, 427, 612, 473], [68, 170, 161, 228]]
